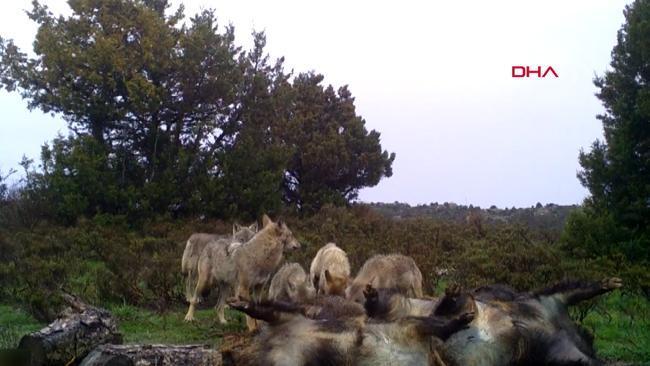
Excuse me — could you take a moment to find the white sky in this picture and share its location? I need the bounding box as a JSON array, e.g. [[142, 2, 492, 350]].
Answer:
[[0, 0, 631, 208]]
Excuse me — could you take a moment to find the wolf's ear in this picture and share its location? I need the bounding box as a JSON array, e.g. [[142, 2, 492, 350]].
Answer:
[[277, 219, 285, 228], [262, 214, 272, 228], [324, 269, 332, 283], [233, 223, 242, 232], [287, 281, 296, 292], [249, 222, 258, 232]]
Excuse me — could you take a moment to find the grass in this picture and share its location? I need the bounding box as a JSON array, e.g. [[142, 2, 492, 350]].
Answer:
[[1, 293, 649, 364], [0, 305, 44, 349], [0, 303, 246, 349], [581, 292, 650, 364], [107, 304, 246, 344]]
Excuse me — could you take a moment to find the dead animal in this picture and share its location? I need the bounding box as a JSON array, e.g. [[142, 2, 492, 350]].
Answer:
[[224, 297, 474, 366], [435, 278, 623, 366]]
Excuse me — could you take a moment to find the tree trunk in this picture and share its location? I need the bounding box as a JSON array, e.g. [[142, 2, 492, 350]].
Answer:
[[18, 293, 122, 366], [79, 344, 222, 366]]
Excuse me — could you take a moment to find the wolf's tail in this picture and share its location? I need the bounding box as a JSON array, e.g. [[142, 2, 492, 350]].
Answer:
[[181, 239, 192, 274]]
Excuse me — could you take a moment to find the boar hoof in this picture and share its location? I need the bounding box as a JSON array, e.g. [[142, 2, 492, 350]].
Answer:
[[226, 297, 249, 310], [601, 277, 623, 290], [445, 283, 462, 297], [363, 284, 378, 300], [458, 311, 475, 325]]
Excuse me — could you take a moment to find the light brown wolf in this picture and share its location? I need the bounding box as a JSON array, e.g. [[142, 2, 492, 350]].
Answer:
[[233, 214, 301, 330], [268, 263, 315, 303], [181, 223, 257, 302], [309, 242, 351, 296], [183, 224, 257, 323], [346, 254, 424, 303]]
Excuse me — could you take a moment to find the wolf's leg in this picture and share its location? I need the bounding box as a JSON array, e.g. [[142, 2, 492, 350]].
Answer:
[[215, 284, 228, 324], [413, 278, 424, 298], [185, 270, 193, 302], [237, 284, 259, 331], [185, 267, 210, 322], [184, 297, 198, 322], [184, 280, 201, 321]]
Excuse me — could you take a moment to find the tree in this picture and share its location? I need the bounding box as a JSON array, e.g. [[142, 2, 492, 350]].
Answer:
[[218, 32, 291, 219], [0, 0, 242, 218], [279, 73, 395, 212], [567, 0, 650, 261], [0, 0, 395, 220]]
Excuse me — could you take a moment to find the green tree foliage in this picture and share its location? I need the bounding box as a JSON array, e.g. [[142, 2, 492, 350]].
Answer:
[[217, 32, 292, 219], [280, 73, 395, 212], [0, 169, 14, 202], [565, 0, 650, 262], [0, 1, 394, 221]]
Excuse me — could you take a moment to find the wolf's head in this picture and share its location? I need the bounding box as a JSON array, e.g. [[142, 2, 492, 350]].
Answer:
[[262, 214, 301, 251], [287, 272, 316, 302], [232, 222, 258, 243], [323, 269, 349, 296]]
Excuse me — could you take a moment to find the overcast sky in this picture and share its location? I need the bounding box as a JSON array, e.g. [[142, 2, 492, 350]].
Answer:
[[0, 0, 632, 208]]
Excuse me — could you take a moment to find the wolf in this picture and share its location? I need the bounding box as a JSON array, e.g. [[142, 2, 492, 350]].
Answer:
[[347, 254, 424, 303], [434, 278, 623, 366], [309, 242, 351, 296], [233, 214, 301, 331], [182, 224, 257, 323], [224, 296, 474, 366], [181, 223, 257, 302], [268, 263, 316, 303]]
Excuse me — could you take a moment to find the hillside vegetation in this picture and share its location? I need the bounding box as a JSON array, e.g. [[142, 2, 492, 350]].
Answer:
[[0, 0, 649, 363], [369, 202, 577, 234], [0, 205, 648, 362]]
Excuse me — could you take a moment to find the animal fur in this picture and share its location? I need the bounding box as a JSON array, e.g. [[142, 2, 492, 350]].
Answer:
[[347, 254, 424, 303], [268, 263, 316, 303], [182, 224, 257, 323], [181, 223, 257, 301], [309, 242, 351, 296], [224, 297, 473, 366], [364, 285, 438, 321], [436, 278, 623, 366], [233, 214, 301, 331]]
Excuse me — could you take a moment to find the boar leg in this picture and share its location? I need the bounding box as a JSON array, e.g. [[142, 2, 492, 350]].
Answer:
[[433, 284, 476, 319], [226, 298, 304, 324], [363, 284, 382, 318], [412, 311, 475, 341], [227, 298, 282, 324], [539, 278, 623, 306]]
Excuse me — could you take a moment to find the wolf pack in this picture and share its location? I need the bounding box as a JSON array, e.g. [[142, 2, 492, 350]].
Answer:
[[181, 215, 623, 366]]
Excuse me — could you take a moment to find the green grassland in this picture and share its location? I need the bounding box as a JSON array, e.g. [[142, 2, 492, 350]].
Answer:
[[581, 292, 650, 363], [0, 303, 248, 349]]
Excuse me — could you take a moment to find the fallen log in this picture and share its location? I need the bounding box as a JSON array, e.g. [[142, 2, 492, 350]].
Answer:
[[219, 334, 252, 366], [18, 293, 122, 366], [79, 344, 222, 366]]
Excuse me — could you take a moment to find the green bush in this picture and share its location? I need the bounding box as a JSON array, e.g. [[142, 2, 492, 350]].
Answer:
[[0, 205, 645, 323]]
